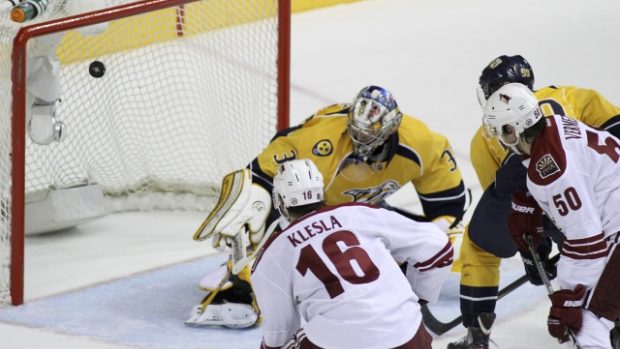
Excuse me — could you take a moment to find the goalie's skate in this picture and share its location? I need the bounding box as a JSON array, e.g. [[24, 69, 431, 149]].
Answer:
[[185, 263, 259, 328], [185, 301, 258, 329]]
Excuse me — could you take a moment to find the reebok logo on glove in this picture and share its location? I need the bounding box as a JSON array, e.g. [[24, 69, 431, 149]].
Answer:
[[511, 202, 535, 214]]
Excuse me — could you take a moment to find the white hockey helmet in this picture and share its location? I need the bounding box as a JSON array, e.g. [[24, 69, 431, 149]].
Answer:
[[482, 82, 542, 147], [347, 86, 403, 159], [272, 159, 324, 220]]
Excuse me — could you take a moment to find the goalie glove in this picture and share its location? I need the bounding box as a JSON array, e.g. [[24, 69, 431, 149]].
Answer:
[[193, 168, 271, 273]]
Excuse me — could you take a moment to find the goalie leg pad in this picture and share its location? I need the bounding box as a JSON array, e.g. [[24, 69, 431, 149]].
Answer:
[[198, 263, 233, 291], [186, 262, 260, 328]]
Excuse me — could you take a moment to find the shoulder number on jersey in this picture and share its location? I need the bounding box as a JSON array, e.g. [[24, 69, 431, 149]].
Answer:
[[442, 149, 458, 172], [586, 130, 620, 163]]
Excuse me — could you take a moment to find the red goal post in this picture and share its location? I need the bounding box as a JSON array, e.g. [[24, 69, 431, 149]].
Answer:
[[2, 0, 290, 306]]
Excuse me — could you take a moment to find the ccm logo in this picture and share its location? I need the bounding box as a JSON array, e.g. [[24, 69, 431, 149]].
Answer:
[[563, 300, 583, 307], [512, 202, 535, 214]]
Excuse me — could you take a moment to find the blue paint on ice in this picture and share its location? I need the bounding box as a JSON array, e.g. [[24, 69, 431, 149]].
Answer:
[[0, 254, 545, 348], [0, 254, 262, 349]]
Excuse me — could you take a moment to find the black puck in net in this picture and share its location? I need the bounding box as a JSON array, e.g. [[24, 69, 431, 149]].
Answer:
[[89, 61, 106, 78]]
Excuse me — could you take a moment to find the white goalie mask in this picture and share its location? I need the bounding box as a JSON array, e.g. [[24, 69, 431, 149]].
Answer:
[[482, 82, 542, 149], [347, 86, 403, 159], [272, 159, 324, 221]]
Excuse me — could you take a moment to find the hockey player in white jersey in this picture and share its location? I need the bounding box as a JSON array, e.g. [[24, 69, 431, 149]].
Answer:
[[483, 83, 620, 349], [251, 159, 454, 349]]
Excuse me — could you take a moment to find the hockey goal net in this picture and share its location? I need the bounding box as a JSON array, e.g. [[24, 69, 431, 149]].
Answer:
[[0, 0, 290, 305]]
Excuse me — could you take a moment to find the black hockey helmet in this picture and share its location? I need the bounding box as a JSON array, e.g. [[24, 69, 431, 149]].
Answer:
[[478, 55, 534, 101]]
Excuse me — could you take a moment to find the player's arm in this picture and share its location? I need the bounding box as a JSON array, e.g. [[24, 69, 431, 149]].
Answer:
[[566, 87, 620, 135], [411, 134, 467, 232], [251, 251, 300, 349], [468, 152, 528, 257], [379, 208, 454, 303]]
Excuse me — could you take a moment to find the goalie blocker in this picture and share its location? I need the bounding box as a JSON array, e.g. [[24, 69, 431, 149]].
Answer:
[[186, 168, 276, 328]]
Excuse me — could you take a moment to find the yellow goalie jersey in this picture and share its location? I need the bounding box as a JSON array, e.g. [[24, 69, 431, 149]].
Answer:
[[471, 85, 620, 190], [249, 103, 466, 220]]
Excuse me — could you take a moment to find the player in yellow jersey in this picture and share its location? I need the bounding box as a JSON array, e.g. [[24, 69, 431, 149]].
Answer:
[[185, 85, 468, 328], [448, 55, 620, 349]]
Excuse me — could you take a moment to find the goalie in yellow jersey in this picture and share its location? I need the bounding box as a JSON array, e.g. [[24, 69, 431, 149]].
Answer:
[[185, 85, 469, 328], [449, 55, 620, 349]]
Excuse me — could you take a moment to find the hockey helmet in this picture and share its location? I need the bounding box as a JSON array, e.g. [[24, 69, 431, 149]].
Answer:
[[478, 55, 535, 102], [482, 83, 542, 148], [272, 159, 324, 220]]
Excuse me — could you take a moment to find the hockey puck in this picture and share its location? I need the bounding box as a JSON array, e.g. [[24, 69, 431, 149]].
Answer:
[[89, 61, 106, 78]]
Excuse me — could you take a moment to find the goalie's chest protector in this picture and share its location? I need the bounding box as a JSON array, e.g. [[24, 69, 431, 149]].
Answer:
[[316, 125, 423, 205], [260, 115, 423, 205], [323, 150, 422, 205]]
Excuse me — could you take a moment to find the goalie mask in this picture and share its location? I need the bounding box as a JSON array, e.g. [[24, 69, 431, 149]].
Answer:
[[347, 85, 403, 159], [272, 159, 324, 221], [483, 83, 542, 150]]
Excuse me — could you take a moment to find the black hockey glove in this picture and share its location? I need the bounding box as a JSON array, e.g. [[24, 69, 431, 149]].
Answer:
[[518, 237, 557, 286]]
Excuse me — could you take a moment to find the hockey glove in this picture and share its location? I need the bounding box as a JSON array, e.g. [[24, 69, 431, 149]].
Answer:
[[507, 190, 543, 252], [519, 237, 557, 286], [433, 215, 464, 241], [547, 285, 586, 343]]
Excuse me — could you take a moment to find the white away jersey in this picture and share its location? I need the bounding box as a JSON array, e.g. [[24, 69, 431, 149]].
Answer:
[[251, 203, 453, 349], [524, 114, 620, 290]]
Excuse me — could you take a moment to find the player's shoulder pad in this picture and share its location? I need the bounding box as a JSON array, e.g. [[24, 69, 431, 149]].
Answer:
[[399, 113, 433, 133], [398, 114, 447, 151], [528, 116, 567, 186], [308, 103, 350, 120], [269, 104, 349, 142]]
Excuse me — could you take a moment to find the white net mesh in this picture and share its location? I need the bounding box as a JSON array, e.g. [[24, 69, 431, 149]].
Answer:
[[0, 0, 283, 304]]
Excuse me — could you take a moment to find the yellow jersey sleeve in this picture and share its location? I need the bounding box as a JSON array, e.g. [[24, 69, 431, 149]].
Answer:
[[410, 132, 463, 196], [397, 115, 466, 219], [470, 126, 506, 190], [536, 86, 620, 126]]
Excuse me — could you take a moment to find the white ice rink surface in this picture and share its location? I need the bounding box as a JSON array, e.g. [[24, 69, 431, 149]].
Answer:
[[2, 0, 620, 348]]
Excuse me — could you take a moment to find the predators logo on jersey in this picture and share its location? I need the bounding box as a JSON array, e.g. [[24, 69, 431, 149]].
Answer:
[[312, 140, 333, 156], [342, 180, 400, 203]]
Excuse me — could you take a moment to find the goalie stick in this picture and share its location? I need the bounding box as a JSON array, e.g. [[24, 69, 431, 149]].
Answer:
[[421, 252, 560, 336]]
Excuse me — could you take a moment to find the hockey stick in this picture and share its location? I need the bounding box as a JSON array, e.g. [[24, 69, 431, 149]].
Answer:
[[526, 235, 582, 349], [421, 252, 561, 336], [231, 218, 280, 274]]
